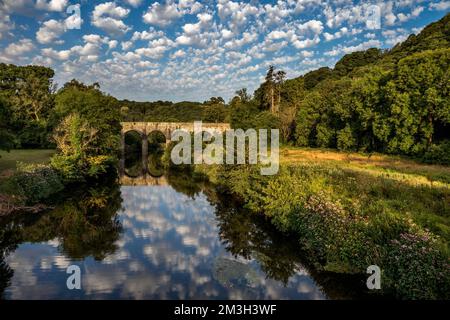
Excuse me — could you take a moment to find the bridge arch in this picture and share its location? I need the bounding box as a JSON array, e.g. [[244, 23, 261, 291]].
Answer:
[[119, 122, 231, 175]]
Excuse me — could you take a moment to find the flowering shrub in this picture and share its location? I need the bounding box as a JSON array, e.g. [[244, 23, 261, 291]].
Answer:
[[384, 232, 450, 299]]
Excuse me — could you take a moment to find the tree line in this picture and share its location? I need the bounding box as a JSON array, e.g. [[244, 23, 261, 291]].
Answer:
[[0, 13, 449, 167], [229, 13, 450, 164]]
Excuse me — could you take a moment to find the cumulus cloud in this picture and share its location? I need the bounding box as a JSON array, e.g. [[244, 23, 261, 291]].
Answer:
[[35, 0, 68, 12], [36, 19, 65, 44], [143, 1, 182, 27], [36, 9, 84, 44], [92, 2, 131, 36], [223, 31, 258, 49], [324, 27, 349, 41], [143, 0, 202, 27], [0, 38, 34, 63], [131, 29, 165, 41], [4, 38, 34, 56], [217, 0, 259, 30], [0, 13, 14, 40], [325, 39, 382, 57], [135, 37, 175, 59], [124, 0, 143, 8], [41, 47, 72, 60], [397, 6, 424, 22], [429, 1, 450, 10]]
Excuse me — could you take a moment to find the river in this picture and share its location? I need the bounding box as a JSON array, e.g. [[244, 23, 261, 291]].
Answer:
[[0, 155, 368, 299]]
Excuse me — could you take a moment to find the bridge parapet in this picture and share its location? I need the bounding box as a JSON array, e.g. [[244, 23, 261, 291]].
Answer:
[[121, 122, 230, 139], [120, 121, 231, 160]]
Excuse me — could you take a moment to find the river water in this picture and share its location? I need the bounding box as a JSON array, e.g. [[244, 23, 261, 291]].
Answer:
[[0, 157, 367, 299]]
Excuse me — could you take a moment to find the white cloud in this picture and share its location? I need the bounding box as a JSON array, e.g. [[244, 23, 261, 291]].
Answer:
[[292, 36, 320, 49], [124, 0, 143, 8], [0, 13, 14, 40], [397, 7, 424, 22], [35, 0, 68, 12], [135, 37, 175, 59], [223, 32, 258, 49], [171, 49, 186, 58], [92, 2, 131, 36], [429, 1, 450, 11], [297, 19, 324, 36], [4, 38, 34, 56], [382, 28, 409, 45], [325, 39, 382, 57], [221, 29, 234, 39], [41, 47, 71, 60], [324, 27, 349, 42], [121, 41, 133, 50], [217, 0, 259, 30], [143, 1, 184, 27], [36, 11, 84, 44], [36, 19, 65, 44], [131, 29, 165, 41]]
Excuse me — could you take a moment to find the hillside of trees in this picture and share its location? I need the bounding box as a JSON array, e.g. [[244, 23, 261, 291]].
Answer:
[[231, 13, 449, 164], [120, 97, 228, 123]]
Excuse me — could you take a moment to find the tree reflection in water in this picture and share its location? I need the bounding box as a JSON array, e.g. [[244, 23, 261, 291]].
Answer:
[[0, 177, 123, 298], [208, 192, 370, 299], [0, 154, 371, 299]]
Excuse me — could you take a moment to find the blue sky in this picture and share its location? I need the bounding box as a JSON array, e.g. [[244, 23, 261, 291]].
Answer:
[[0, 0, 449, 102]]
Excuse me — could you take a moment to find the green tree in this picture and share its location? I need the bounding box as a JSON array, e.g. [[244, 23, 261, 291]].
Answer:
[[0, 97, 15, 152], [383, 49, 450, 155], [51, 80, 121, 181]]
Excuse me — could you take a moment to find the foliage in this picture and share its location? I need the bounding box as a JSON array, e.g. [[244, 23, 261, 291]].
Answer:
[[51, 113, 115, 182], [384, 232, 450, 299], [422, 141, 450, 165], [202, 160, 450, 299], [50, 81, 121, 182], [0, 97, 15, 152], [120, 99, 229, 123], [54, 80, 121, 156], [0, 163, 63, 205], [0, 63, 55, 148]]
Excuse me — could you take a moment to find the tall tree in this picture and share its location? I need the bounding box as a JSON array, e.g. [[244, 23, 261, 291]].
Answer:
[[265, 65, 276, 113]]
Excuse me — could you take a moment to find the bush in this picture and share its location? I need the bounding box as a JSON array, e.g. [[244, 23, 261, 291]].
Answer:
[[51, 113, 117, 182], [384, 232, 450, 299], [422, 140, 450, 165], [2, 163, 63, 204], [51, 154, 115, 183]]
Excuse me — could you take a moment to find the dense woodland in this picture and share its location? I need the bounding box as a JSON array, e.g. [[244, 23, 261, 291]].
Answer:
[[0, 13, 449, 166]]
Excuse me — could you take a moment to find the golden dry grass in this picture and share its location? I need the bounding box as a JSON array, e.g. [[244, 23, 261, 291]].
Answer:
[[280, 147, 450, 188]]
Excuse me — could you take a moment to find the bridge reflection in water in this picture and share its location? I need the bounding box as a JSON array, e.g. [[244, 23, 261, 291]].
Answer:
[[119, 122, 231, 186], [119, 173, 168, 186]]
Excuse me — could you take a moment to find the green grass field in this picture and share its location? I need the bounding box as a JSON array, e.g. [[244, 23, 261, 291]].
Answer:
[[0, 149, 55, 175]]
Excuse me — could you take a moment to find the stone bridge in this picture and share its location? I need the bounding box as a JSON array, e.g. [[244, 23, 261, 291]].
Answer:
[[119, 122, 231, 173], [121, 122, 230, 141], [121, 121, 230, 155]]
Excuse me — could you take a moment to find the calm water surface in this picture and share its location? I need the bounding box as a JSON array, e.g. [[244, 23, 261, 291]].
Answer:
[[0, 159, 366, 299]]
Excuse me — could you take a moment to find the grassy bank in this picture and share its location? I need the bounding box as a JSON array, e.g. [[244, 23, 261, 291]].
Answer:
[[0, 149, 55, 176], [0, 150, 58, 215], [195, 148, 450, 299]]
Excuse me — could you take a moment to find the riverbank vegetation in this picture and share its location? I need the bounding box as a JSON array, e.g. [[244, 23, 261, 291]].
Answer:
[[194, 148, 450, 299]]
